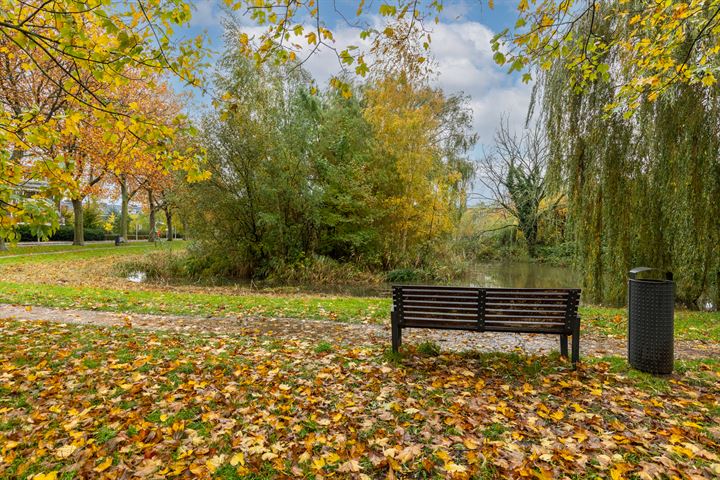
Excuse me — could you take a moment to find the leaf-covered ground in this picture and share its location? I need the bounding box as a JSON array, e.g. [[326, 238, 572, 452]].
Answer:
[[1, 320, 718, 479]]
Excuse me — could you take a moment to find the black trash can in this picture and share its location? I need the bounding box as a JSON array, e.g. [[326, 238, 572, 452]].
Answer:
[[627, 267, 674, 374]]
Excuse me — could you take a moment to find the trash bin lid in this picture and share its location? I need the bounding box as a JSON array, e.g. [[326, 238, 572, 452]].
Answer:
[[629, 267, 673, 281]]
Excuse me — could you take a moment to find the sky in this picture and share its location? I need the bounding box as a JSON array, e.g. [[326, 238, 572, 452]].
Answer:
[[175, 0, 533, 156]]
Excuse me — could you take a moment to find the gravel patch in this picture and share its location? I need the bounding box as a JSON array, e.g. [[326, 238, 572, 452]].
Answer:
[[1, 303, 718, 360]]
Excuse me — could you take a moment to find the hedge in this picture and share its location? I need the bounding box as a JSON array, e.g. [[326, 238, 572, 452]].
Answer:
[[17, 225, 106, 242]]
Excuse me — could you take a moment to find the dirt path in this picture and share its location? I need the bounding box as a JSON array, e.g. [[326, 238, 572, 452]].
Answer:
[[1, 303, 718, 360]]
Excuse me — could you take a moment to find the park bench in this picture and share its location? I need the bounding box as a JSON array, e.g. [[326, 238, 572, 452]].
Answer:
[[391, 285, 581, 364]]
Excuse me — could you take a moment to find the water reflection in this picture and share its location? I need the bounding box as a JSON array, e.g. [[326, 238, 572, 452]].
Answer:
[[127, 271, 147, 283], [461, 261, 581, 289]]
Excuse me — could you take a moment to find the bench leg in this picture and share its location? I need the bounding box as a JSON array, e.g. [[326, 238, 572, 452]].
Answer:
[[571, 317, 580, 367], [560, 334, 568, 358], [391, 311, 402, 353]]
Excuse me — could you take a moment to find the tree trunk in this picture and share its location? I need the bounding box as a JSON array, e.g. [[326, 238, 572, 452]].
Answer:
[[148, 190, 156, 242], [72, 198, 85, 246], [120, 174, 129, 240], [0, 238, 7, 251], [165, 207, 173, 241]]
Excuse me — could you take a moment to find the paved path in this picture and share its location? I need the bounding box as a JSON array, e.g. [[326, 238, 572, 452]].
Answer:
[[1, 304, 718, 360]]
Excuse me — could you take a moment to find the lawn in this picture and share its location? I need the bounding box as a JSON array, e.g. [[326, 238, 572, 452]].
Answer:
[[1, 320, 718, 480], [0, 241, 182, 263]]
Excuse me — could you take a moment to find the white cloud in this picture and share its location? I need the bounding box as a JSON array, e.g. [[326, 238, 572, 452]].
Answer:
[[428, 21, 532, 147], [292, 19, 533, 149], [189, 0, 222, 29], [199, 15, 533, 151]]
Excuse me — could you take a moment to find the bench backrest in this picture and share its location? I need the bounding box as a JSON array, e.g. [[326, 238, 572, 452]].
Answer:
[[392, 285, 580, 334], [393, 285, 481, 330]]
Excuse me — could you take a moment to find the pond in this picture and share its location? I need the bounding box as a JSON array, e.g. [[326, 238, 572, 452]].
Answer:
[[460, 261, 582, 290], [302, 261, 582, 297]]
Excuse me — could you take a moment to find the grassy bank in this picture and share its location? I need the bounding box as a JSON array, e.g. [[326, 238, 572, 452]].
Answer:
[[0, 243, 718, 341]]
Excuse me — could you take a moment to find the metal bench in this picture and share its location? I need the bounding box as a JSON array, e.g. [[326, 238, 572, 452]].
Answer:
[[391, 285, 581, 364]]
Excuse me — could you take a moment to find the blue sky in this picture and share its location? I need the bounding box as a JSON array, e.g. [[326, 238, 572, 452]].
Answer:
[[175, 0, 532, 152]]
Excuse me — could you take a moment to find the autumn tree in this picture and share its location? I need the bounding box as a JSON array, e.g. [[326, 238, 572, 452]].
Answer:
[[363, 75, 476, 267], [0, 1, 206, 242]]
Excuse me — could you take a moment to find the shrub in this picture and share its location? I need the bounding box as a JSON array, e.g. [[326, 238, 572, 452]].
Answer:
[[15, 225, 107, 242], [261, 255, 382, 286], [385, 268, 423, 283], [314, 341, 334, 353]]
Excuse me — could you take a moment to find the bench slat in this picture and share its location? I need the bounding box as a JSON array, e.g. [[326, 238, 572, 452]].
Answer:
[[402, 292, 478, 299], [485, 325, 567, 333], [486, 319, 566, 326], [486, 312, 566, 318], [486, 302, 569, 309], [403, 300, 478, 309], [485, 288, 579, 292], [403, 312, 477, 323], [402, 323, 479, 331]]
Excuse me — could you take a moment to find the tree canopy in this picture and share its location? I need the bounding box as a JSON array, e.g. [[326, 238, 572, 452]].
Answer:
[[0, 0, 207, 241]]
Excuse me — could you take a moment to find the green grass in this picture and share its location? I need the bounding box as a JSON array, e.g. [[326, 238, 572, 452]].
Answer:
[[0, 241, 185, 264], [579, 305, 720, 341], [0, 280, 388, 323], [0, 242, 120, 256]]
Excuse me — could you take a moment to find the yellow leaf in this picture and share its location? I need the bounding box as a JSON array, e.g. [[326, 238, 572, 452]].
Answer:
[[93, 457, 112, 472], [463, 438, 479, 450], [312, 456, 326, 470], [32, 473, 58, 480], [206, 454, 225, 473], [230, 452, 245, 466], [55, 444, 76, 459], [445, 462, 467, 473]]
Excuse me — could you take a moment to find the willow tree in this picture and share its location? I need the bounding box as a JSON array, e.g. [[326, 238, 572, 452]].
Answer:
[[539, 4, 720, 307]]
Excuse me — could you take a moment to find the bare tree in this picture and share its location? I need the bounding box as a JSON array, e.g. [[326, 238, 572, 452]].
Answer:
[[476, 118, 561, 256]]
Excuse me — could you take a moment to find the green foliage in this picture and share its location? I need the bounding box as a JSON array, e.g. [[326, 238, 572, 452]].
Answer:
[[539, 11, 720, 306], [81, 202, 105, 230], [385, 268, 424, 283], [14, 225, 105, 242], [179, 49, 475, 280], [314, 341, 334, 354]]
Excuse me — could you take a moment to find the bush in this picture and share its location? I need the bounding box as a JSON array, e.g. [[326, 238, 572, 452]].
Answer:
[[417, 341, 441, 356], [385, 268, 424, 283], [261, 255, 382, 286], [15, 225, 104, 242]]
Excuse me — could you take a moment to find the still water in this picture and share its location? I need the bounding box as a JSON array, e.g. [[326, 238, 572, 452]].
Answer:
[[126, 260, 582, 296], [460, 261, 581, 289]]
